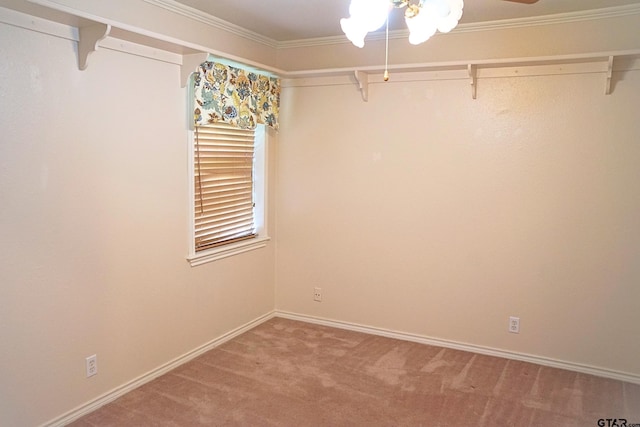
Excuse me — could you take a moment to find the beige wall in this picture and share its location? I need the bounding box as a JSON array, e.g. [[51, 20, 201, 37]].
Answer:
[[0, 21, 275, 426], [275, 68, 640, 376], [0, 0, 279, 70], [277, 14, 640, 72], [2, 1, 640, 425]]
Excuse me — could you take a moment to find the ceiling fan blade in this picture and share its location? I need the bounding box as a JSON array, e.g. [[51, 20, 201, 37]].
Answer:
[[502, 0, 539, 4]]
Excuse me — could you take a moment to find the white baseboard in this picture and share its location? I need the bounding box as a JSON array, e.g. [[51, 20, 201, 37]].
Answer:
[[275, 310, 640, 385], [43, 311, 276, 427], [43, 308, 639, 426]]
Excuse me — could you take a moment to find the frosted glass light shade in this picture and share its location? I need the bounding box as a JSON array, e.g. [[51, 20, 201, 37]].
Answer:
[[406, 12, 438, 45], [341, 0, 464, 47], [340, 0, 392, 48], [406, 0, 464, 45], [436, 0, 464, 33]]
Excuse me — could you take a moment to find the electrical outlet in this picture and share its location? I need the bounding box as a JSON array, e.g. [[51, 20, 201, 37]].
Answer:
[[313, 287, 322, 302], [86, 354, 97, 377], [509, 316, 520, 334]]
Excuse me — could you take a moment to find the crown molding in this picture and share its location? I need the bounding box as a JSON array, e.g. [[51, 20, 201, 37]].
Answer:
[[278, 4, 640, 49], [456, 3, 640, 33], [143, 1, 640, 50], [143, 0, 278, 49], [6, 0, 639, 85]]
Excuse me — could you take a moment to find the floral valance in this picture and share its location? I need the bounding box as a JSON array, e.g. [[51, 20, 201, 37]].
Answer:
[[193, 61, 280, 130]]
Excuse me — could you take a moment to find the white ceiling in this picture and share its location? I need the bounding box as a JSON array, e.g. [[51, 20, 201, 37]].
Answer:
[[173, 0, 640, 42]]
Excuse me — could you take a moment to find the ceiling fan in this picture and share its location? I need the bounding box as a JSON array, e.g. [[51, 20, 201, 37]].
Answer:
[[341, 0, 542, 80]]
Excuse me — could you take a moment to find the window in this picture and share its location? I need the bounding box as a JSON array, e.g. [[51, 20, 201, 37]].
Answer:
[[187, 123, 269, 266]]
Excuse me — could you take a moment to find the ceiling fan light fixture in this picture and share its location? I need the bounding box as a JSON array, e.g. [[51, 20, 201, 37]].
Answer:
[[341, 0, 464, 81], [390, 0, 410, 9], [436, 0, 464, 33], [340, 0, 392, 48], [406, 13, 438, 45], [341, 0, 464, 47], [405, 4, 420, 19]]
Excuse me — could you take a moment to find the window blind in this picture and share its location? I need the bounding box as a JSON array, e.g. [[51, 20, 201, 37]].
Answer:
[[194, 123, 255, 251]]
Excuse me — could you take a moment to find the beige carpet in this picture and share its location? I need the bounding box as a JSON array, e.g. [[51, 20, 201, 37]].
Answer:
[[69, 317, 640, 426]]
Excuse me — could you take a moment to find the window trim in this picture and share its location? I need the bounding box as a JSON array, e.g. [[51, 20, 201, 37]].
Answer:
[[187, 125, 270, 266]]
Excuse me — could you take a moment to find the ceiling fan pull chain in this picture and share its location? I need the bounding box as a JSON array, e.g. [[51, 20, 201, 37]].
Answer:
[[384, 16, 390, 82]]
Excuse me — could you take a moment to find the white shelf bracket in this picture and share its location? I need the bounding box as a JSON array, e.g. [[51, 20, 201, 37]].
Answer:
[[354, 70, 369, 102], [605, 56, 614, 95], [78, 23, 111, 71], [181, 52, 210, 88], [468, 64, 477, 100]]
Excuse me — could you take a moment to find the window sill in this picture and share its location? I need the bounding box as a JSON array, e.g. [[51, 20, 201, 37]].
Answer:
[[187, 235, 271, 267]]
